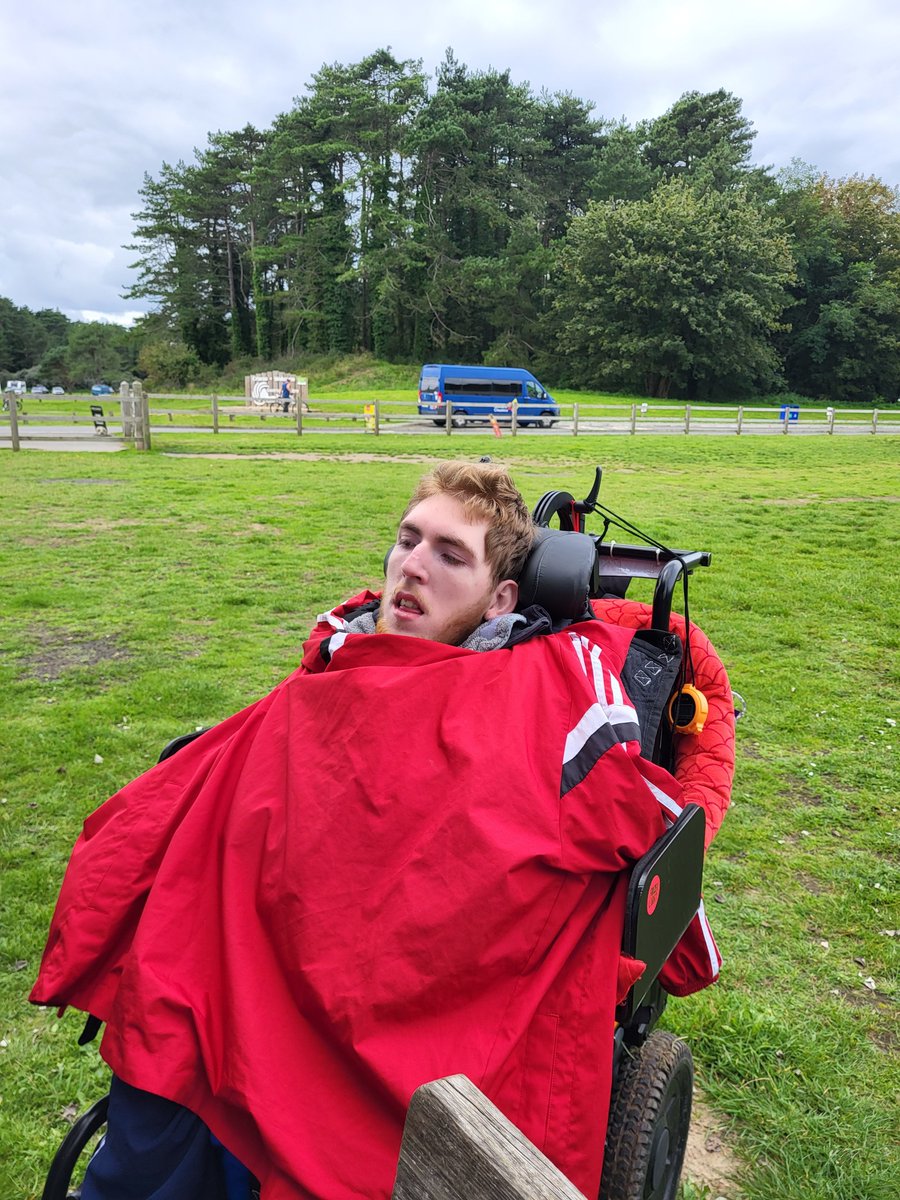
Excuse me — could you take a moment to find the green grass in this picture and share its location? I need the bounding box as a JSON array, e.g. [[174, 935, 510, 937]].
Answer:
[[1, 437, 898, 1198]]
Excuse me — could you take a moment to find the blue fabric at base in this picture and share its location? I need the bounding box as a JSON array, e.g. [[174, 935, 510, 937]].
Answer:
[[81, 1076, 251, 1200]]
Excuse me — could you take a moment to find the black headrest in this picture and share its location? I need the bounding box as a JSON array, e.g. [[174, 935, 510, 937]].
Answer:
[[517, 528, 598, 625]]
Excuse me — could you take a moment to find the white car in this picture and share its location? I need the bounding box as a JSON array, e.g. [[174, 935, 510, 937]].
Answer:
[[51, 386, 66, 395]]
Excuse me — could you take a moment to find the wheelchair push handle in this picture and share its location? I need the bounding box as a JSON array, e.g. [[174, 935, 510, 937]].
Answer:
[[531, 467, 711, 632]]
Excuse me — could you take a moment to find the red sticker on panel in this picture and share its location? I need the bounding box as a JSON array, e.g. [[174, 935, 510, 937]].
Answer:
[[647, 874, 661, 915]]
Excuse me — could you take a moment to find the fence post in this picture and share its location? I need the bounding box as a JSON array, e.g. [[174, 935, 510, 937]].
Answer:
[[120, 381, 134, 443], [826, 406, 835, 435], [572, 403, 579, 437], [684, 404, 691, 435], [445, 402, 452, 437], [6, 393, 20, 450], [630, 403, 637, 435], [212, 393, 219, 434], [736, 406, 743, 435], [136, 381, 151, 450], [295, 397, 303, 437], [872, 409, 879, 434], [134, 384, 145, 451], [374, 398, 380, 436], [391, 1075, 586, 1200], [511, 399, 518, 438]]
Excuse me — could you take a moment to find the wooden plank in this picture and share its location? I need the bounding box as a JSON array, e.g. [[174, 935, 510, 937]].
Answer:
[[391, 1075, 587, 1200]]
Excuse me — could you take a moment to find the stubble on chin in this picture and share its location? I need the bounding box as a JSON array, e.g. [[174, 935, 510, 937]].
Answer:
[[374, 601, 487, 646]]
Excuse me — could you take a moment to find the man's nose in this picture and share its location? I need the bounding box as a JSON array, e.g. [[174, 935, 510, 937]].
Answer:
[[400, 543, 428, 581]]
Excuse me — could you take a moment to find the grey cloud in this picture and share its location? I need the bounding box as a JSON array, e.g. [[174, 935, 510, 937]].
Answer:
[[3, 0, 899, 320]]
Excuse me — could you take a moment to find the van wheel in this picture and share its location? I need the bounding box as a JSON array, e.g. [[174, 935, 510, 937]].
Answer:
[[432, 420, 443, 427], [450, 413, 467, 428]]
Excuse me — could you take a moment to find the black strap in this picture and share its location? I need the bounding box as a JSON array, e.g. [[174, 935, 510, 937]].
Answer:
[[620, 629, 683, 760], [78, 1014, 103, 1045]]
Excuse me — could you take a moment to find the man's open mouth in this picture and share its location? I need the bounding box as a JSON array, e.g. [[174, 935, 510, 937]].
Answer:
[[394, 592, 424, 615]]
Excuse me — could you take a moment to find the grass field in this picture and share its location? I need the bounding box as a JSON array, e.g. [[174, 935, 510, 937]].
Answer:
[[1, 436, 897, 1199]]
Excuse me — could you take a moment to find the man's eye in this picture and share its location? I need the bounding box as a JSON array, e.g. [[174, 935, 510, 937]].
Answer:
[[397, 536, 415, 549], [441, 553, 464, 566]]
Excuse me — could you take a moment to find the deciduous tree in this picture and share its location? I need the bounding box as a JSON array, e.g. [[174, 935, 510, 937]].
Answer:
[[552, 179, 795, 397]]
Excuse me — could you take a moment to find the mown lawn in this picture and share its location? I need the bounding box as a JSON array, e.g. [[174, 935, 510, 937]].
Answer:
[[0, 436, 897, 1199]]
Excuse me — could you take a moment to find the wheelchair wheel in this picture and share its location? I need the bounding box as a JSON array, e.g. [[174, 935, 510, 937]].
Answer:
[[42, 1094, 109, 1200], [599, 1031, 693, 1200]]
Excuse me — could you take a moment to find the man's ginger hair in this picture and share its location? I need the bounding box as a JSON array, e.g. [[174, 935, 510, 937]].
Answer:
[[403, 462, 536, 585]]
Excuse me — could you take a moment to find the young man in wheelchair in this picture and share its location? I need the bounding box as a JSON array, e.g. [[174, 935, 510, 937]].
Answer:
[[32, 462, 722, 1200]]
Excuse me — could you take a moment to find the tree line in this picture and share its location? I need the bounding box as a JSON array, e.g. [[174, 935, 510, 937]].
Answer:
[[5, 49, 899, 402], [0, 301, 138, 391]]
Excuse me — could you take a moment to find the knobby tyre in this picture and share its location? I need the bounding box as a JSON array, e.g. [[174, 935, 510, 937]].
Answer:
[[599, 1030, 693, 1200]]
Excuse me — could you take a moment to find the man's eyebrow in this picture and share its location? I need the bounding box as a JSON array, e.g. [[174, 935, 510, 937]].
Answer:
[[398, 520, 477, 559]]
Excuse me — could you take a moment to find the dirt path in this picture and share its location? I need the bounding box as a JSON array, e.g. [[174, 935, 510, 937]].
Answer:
[[682, 1096, 744, 1197]]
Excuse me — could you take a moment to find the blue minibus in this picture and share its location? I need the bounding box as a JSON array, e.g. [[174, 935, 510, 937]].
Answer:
[[417, 364, 560, 428]]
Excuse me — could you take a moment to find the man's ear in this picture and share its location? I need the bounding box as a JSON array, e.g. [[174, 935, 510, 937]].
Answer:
[[484, 579, 518, 619]]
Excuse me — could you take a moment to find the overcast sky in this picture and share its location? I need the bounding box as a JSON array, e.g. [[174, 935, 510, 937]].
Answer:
[[2, 0, 898, 324]]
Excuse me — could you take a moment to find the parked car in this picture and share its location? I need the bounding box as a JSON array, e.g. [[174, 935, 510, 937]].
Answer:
[[51, 386, 66, 395], [91, 384, 114, 395], [31, 384, 49, 394]]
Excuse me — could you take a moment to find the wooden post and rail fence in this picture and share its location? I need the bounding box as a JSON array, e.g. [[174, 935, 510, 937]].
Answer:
[[2, 387, 898, 449]]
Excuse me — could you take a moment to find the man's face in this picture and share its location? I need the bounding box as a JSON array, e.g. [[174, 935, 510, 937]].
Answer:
[[378, 493, 518, 645]]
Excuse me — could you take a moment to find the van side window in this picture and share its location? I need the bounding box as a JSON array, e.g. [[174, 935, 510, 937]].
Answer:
[[444, 378, 521, 398]]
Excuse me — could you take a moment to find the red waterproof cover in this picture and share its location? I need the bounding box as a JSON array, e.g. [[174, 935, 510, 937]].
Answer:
[[33, 600, 718, 1199]]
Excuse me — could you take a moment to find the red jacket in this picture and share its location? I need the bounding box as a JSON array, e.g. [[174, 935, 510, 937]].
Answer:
[[32, 597, 718, 1199]]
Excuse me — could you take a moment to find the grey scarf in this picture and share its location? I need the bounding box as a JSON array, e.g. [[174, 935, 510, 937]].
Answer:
[[344, 608, 526, 652]]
